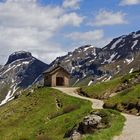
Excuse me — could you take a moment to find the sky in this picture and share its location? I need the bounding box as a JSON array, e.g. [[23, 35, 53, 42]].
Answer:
[[0, 0, 140, 64]]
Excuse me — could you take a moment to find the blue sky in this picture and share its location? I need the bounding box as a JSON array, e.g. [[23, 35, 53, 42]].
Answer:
[[0, 0, 140, 64], [38, 0, 140, 35]]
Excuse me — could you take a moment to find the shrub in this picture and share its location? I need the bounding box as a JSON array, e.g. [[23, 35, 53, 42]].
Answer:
[[63, 104, 80, 114]]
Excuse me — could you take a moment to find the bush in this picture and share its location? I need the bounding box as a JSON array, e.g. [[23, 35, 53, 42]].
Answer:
[[49, 104, 80, 119], [63, 104, 80, 114], [103, 102, 116, 109]]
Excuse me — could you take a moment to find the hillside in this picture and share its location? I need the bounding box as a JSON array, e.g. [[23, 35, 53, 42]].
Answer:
[[80, 70, 140, 115], [0, 87, 92, 140], [0, 87, 126, 140]]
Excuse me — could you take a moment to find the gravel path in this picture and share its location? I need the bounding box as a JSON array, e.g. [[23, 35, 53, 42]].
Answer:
[[114, 113, 140, 140], [54, 87, 103, 109], [54, 87, 140, 140]]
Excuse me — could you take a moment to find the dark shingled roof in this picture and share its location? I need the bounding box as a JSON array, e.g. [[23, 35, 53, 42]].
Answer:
[[43, 64, 70, 75]]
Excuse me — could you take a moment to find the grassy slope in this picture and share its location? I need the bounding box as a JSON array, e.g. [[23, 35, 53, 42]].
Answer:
[[80, 77, 121, 99], [104, 84, 140, 114], [74, 76, 93, 87], [0, 88, 92, 140], [0, 87, 125, 140], [80, 71, 140, 114]]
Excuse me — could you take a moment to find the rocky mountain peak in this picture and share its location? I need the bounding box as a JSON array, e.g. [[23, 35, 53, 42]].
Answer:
[[5, 51, 32, 65]]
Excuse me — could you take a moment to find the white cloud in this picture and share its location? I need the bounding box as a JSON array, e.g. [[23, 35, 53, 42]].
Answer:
[[67, 30, 104, 41], [0, 0, 84, 64], [120, 0, 140, 5], [63, 0, 82, 9], [89, 10, 127, 26], [66, 29, 111, 48]]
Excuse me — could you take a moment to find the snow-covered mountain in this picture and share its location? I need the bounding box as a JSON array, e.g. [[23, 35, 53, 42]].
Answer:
[[51, 45, 102, 78], [101, 30, 140, 64], [51, 30, 140, 85], [0, 51, 49, 105]]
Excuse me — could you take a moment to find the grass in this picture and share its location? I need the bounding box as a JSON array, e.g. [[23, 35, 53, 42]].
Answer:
[[80, 70, 140, 99], [104, 84, 140, 114], [82, 109, 125, 140], [74, 76, 93, 87], [0, 87, 92, 140], [80, 77, 121, 99], [0, 87, 125, 140]]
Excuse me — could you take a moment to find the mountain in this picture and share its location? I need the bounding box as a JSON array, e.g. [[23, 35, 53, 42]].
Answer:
[[51, 30, 140, 86], [1, 29, 140, 105], [0, 51, 49, 105], [100, 30, 140, 76], [51, 45, 102, 78]]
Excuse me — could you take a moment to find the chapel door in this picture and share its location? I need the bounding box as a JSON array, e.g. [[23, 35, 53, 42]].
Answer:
[[56, 77, 64, 86]]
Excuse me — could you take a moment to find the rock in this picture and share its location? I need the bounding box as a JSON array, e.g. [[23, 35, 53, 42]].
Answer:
[[83, 114, 102, 125], [14, 92, 21, 99], [78, 114, 102, 134], [5, 51, 32, 65], [70, 130, 81, 140], [65, 113, 109, 139]]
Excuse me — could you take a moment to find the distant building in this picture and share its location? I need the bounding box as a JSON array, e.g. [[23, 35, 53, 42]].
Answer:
[[43, 65, 70, 87]]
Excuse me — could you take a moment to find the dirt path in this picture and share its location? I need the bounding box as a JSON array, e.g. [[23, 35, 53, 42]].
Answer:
[[54, 87, 140, 140], [54, 87, 103, 109], [114, 113, 140, 140]]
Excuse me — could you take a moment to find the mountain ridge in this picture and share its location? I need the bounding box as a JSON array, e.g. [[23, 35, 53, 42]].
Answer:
[[0, 51, 49, 105], [1, 29, 140, 105]]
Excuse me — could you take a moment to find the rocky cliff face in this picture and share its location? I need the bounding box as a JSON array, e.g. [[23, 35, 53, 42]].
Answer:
[[51, 30, 140, 85], [51, 45, 102, 78], [0, 51, 49, 105]]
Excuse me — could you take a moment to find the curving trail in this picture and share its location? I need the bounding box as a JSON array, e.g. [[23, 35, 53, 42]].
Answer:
[[54, 87, 140, 140], [53, 87, 103, 109]]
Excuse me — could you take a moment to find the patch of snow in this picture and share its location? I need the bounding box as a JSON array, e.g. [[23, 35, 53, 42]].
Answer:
[[129, 68, 134, 73], [88, 80, 93, 86], [22, 61, 30, 65], [0, 84, 19, 106], [125, 57, 134, 65], [133, 33, 140, 38], [116, 65, 120, 74], [110, 38, 122, 49], [11, 51, 30, 56], [84, 45, 94, 51], [97, 74, 107, 81], [89, 58, 96, 63], [105, 76, 112, 81], [73, 79, 79, 86], [0, 90, 12, 106], [71, 67, 75, 73], [102, 77, 108, 82], [32, 74, 42, 85], [83, 72, 86, 78], [116, 55, 121, 59], [106, 53, 118, 63], [68, 54, 72, 57], [64, 59, 70, 62], [92, 48, 96, 56], [12, 78, 14, 83], [131, 40, 138, 50], [2, 65, 16, 75]]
